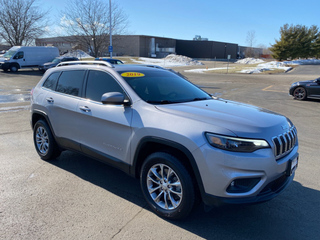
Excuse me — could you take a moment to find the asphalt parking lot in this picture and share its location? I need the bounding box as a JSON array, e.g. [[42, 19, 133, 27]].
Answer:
[[0, 64, 319, 239]]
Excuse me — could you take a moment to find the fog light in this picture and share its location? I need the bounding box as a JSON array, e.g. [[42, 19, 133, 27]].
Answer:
[[227, 178, 261, 193]]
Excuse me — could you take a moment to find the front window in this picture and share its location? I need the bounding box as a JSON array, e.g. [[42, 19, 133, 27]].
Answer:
[[119, 69, 211, 104], [85, 70, 125, 102]]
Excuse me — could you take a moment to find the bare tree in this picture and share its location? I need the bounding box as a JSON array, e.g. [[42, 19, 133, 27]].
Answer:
[[61, 0, 128, 57], [0, 0, 48, 46], [245, 30, 256, 57]]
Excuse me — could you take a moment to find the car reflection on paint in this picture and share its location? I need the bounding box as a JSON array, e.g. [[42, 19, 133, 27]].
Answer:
[[289, 77, 320, 100]]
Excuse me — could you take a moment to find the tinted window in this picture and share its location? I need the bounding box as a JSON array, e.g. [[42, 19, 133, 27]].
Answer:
[[43, 72, 60, 90], [15, 51, 24, 59], [119, 70, 210, 103], [56, 70, 85, 96], [86, 70, 124, 102]]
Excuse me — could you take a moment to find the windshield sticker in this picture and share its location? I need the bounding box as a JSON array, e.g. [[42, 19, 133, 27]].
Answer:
[[121, 72, 145, 77]]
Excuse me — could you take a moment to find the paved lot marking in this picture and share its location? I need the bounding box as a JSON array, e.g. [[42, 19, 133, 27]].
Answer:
[[262, 85, 287, 93]]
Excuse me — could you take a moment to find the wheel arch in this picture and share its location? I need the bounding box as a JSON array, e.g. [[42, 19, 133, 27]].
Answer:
[[131, 136, 206, 200], [31, 110, 53, 133], [10, 62, 20, 71]]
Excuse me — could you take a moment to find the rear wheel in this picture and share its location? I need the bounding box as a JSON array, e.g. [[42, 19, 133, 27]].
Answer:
[[33, 120, 61, 160], [140, 152, 195, 220], [293, 87, 307, 100]]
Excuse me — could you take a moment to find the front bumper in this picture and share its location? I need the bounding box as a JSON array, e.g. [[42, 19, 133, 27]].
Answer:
[[194, 143, 299, 206], [202, 171, 295, 206], [0, 62, 9, 69]]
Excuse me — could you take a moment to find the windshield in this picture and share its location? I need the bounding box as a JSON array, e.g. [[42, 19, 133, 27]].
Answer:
[[119, 69, 211, 104], [3, 50, 17, 58], [52, 58, 61, 63]]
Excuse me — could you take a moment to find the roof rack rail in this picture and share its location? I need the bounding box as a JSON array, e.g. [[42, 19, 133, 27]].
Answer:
[[56, 60, 114, 68]]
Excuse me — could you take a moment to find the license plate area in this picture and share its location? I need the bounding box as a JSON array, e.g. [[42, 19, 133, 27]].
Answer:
[[286, 155, 299, 176]]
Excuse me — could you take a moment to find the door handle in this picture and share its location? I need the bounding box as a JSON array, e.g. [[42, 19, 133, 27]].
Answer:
[[46, 97, 54, 103], [79, 106, 91, 112]]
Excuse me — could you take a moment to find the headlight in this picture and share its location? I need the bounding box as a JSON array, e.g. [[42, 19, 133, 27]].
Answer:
[[205, 133, 270, 152]]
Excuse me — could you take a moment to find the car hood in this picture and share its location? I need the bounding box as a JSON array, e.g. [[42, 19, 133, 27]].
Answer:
[[294, 80, 315, 85], [155, 99, 292, 139], [43, 62, 57, 67]]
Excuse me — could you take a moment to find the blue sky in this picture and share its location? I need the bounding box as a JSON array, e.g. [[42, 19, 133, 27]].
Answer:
[[42, 0, 319, 47]]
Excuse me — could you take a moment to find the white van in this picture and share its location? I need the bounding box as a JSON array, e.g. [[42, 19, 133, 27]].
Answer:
[[0, 46, 59, 72]]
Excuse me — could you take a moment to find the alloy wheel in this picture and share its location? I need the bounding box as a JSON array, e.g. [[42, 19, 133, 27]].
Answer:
[[147, 163, 183, 210]]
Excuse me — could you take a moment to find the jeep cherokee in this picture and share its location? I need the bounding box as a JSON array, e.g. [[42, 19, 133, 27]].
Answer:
[[31, 61, 299, 219]]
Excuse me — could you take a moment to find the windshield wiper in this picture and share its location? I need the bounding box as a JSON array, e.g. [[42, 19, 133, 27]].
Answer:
[[146, 100, 178, 104], [191, 97, 211, 101]]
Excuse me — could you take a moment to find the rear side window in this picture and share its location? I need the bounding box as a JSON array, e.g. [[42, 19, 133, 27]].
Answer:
[[42, 72, 60, 90], [85, 70, 124, 102], [56, 70, 85, 97]]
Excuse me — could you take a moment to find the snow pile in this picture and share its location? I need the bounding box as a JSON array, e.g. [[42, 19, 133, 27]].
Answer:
[[62, 50, 93, 59], [164, 54, 203, 66], [235, 58, 265, 64], [239, 61, 292, 73], [131, 54, 203, 67]]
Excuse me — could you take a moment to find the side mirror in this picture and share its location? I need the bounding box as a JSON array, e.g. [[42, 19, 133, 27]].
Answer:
[[101, 92, 129, 105]]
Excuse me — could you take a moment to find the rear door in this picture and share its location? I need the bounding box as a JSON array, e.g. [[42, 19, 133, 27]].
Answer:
[[44, 70, 86, 149]]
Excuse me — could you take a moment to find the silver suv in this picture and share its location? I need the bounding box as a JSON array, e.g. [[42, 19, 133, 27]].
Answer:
[[31, 61, 299, 219]]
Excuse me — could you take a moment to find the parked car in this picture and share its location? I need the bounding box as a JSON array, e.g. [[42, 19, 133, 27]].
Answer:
[[39, 56, 79, 72], [0, 46, 59, 72], [31, 61, 299, 220], [289, 77, 320, 100], [0, 50, 6, 57], [95, 57, 123, 64]]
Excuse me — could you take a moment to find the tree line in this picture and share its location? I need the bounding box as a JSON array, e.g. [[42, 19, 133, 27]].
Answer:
[[270, 24, 320, 61]]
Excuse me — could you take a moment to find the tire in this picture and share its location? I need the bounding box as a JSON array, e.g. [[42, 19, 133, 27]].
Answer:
[[293, 87, 307, 100], [10, 64, 18, 72], [140, 152, 195, 220], [33, 120, 61, 160], [2, 68, 8, 72]]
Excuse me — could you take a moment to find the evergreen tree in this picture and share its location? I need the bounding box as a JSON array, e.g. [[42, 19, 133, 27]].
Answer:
[[270, 24, 320, 60]]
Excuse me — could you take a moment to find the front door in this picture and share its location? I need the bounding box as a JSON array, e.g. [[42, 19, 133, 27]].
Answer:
[[77, 70, 133, 163]]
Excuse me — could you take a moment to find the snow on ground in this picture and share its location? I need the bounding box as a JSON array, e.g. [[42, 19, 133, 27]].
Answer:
[[185, 58, 294, 74], [185, 67, 235, 73], [239, 61, 292, 74], [235, 58, 265, 64], [62, 50, 93, 59], [283, 59, 320, 65], [131, 54, 203, 67]]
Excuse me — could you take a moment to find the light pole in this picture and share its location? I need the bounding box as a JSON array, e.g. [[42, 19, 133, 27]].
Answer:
[[109, 0, 113, 58]]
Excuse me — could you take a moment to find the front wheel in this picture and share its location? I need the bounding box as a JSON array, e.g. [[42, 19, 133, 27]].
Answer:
[[140, 152, 195, 220], [10, 64, 19, 72], [33, 120, 61, 160], [293, 87, 307, 100]]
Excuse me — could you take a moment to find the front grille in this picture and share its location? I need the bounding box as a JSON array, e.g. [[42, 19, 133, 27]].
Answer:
[[272, 127, 297, 160]]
